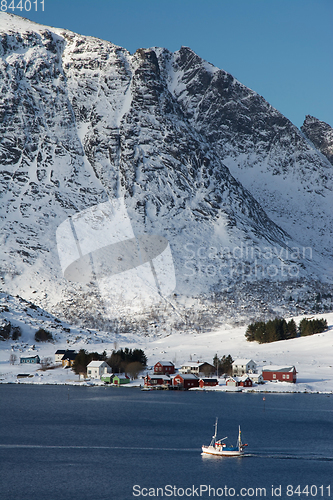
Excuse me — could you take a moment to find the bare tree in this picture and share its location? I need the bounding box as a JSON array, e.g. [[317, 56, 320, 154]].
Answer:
[[126, 362, 145, 380], [40, 357, 52, 370]]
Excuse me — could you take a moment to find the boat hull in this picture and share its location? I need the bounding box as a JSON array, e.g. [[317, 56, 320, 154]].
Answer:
[[202, 445, 244, 457]]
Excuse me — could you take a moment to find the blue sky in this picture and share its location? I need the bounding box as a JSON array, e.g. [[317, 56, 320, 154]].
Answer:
[[17, 0, 333, 128]]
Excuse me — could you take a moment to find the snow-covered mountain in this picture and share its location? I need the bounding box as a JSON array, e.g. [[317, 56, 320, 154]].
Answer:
[[0, 13, 332, 331], [301, 115, 333, 166]]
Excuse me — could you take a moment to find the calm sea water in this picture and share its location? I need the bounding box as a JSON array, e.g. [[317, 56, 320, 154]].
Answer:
[[0, 385, 332, 500]]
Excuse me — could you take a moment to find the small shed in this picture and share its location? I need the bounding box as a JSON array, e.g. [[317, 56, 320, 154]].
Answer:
[[226, 376, 239, 387], [101, 373, 114, 384], [20, 355, 40, 364], [262, 366, 297, 383], [154, 361, 175, 375], [113, 374, 130, 385], [238, 375, 253, 387], [173, 373, 199, 389], [199, 378, 218, 388]]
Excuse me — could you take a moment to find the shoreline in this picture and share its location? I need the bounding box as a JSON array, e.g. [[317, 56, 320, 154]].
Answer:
[[1, 378, 332, 395]]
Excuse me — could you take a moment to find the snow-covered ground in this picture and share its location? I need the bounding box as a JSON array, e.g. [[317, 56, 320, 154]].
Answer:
[[1, 294, 332, 394]]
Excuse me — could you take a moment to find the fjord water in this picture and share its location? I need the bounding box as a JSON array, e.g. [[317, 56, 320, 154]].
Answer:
[[0, 386, 332, 500]]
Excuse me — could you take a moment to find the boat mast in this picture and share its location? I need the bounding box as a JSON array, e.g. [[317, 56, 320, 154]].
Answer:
[[214, 418, 218, 440], [238, 425, 242, 450], [209, 417, 218, 446]]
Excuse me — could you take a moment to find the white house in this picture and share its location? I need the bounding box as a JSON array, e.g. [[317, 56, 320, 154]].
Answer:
[[248, 373, 264, 384], [179, 361, 216, 376], [54, 350, 66, 363], [232, 359, 257, 376], [87, 361, 111, 379]]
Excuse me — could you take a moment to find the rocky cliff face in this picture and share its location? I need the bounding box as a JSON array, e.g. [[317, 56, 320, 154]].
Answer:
[[0, 14, 332, 331], [301, 115, 333, 166]]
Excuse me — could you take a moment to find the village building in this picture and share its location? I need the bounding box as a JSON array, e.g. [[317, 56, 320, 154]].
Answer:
[[232, 359, 257, 376], [225, 375, 253, 388], [55, 350, 67, 363], [262, 366, 297, 383], [144, 374, 171, 387], [179, 362, 216, 377], [199, 378, 218, 388], [226, 376, 239, 387], [61, 351, 77, 368], [239, 375, 253, 387], [248, 373, 264, 384], [20, 355, 40, 364], [87, 360, 111, 379], [112, 374, 130, 385], [173, 373, 199, 390], [101, 373, 114, 384], [153, 361, 175, 375]]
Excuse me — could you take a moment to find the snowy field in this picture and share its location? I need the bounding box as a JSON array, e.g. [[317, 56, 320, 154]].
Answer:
[[1, 298, 332, 394]]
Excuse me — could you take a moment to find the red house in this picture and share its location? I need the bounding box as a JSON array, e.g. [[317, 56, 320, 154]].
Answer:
[[262, 366, 297, 383], [239, 375, 253, 387], [144, 374, 171, 387], [154, 361, 175, 375], [225, 375, 253, 388], [199, 378, 218, 388], [173, 373, 199, 390]]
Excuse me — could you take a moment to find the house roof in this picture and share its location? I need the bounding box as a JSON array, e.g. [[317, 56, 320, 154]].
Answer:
[[87, 360, 107, 368], [232, 359, 256, 366], [155, 361, 174, 366], [199, 378, 218, 382], [175, 373, 199, 380], [263, 365, 295, 372], [55, 350, 66, 355], [62, 351, 77, 360], [113, 374, 129, 379], [181, 362, 213, 368], [148, 374, 170, 380]]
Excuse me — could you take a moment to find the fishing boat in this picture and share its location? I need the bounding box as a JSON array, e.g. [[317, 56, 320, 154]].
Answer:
[[202, 418, 248, 456]]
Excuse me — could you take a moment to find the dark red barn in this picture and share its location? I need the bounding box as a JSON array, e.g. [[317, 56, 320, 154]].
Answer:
[[199, 378, 218, 388], [144, 374, 171, 387], [173, 373, 199, 390], [262, 366, 297, 383]]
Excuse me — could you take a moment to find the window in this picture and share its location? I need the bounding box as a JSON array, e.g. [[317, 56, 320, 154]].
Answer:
[[286, 374, 289, 379], [283, 374, 286, 379], [273, 374, 276, 379]]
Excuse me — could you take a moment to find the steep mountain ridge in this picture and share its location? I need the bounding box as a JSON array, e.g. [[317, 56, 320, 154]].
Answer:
[[159, 46, 333, 260], [301, 115, 333, 166], [0, 13, 332, 330]]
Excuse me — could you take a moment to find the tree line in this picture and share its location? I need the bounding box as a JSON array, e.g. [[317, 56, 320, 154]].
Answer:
[[72, 347, 147, 379], [213, 354, 233, 375], [245, 317, 328, 344]]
